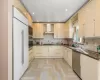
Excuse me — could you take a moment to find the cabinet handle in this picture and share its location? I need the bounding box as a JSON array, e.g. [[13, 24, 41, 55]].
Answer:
[[21, 30, 24, 65], [83, 24, 85, 37], [93, 19, 95, 36]]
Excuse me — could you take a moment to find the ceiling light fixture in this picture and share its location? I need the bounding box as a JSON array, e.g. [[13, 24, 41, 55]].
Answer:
[[33, 13, 34, 14], [65, 9, 68, 11]]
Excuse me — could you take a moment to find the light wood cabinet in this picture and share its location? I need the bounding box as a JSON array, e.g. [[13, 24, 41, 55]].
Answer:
[[32, 23, 44, 38], [67, 48, 72, 67], [95, 0, 100, 37], [64, 47, 68, 62], [80, 54, 98, 80], [29, 47, 34, 64], [78, 0, 100, 37], [33, 46, 64, 58], [63, 47, 72, 67], [54, 23, 65, 38]]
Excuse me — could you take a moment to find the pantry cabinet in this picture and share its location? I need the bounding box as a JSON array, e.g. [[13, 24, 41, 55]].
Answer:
[[32, 23, 44, 38]]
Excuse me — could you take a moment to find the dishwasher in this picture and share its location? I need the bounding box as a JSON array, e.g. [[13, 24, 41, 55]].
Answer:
[[72, 50, 81, 78]]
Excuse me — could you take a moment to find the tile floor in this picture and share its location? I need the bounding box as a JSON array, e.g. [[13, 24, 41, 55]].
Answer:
[[21, 59, 80, 80]]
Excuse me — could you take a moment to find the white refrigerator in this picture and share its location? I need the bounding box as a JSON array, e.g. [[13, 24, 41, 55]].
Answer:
[[13, 7, 29, 80]]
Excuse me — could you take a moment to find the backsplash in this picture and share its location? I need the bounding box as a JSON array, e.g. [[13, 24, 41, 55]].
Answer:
[[80, 38, 100, 52], [33, 34, 73, 45]]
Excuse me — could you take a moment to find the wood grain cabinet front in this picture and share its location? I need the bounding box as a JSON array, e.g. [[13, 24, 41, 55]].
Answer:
[[78, 0, 100, 37], [80, 54, 98, 80]]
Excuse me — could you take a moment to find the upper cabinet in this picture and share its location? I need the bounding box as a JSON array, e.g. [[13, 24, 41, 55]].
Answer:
[[78, 0, 100, 37], [54, 23, 65, 38], [32, 23, 44, 38], [65, 20, 74, 38], [14, 0, 33, 27], [54, 23, 73, 38], [95, 0, 100, 37]]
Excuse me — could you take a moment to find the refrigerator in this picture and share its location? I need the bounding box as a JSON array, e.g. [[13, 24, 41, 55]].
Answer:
[[13, 7, 28, 80]]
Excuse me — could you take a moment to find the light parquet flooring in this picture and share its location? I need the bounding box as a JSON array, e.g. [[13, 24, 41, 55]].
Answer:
[[21, 59, 80, 80]]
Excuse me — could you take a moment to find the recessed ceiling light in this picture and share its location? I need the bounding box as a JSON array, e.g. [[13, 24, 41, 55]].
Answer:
[[65, 9, 68, 11], [33, 13, 34, 14]]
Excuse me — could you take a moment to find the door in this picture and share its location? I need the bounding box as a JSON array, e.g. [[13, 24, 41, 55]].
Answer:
[[13, 18, 28, 80]]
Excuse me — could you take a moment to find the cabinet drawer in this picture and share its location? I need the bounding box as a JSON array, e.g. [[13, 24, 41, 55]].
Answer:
[[35, 52, 43, 56]]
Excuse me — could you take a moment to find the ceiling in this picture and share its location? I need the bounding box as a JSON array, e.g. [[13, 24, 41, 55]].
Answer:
[[21, 0, 88, 22]]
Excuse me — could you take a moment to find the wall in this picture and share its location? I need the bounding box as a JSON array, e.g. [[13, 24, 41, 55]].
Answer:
[[82, 38, 100, 52], [33, 34, 68, 45], [0, 0, 12, 80]]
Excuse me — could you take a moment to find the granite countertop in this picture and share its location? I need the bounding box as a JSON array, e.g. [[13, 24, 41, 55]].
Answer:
[[69, 47, 100, 60], [31, 44, 100, 60], [33, 44, 68, 46]]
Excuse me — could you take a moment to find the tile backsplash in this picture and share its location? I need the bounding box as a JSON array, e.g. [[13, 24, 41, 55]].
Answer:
[[33, 34, 73, 45], [80, 38, 100, 52]]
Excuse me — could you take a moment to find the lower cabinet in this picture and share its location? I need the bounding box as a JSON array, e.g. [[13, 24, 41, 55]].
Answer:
[[33, 46, 64, 58], [64, 47, 72, 67], [80, 54, 98, 80], [29, 47, 34, 64], [67, 48, 72, 67]]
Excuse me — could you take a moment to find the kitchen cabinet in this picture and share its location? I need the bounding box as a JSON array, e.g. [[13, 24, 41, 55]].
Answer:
[[54, 23, 65, 38], [64, 47, 68, 62], [95, 0, 100, 37], [67, 48, 72, 67], [29, 47, 34, 64], [63, 47, 72, 67], [14, 0, 33, 26], [32, 23, 44, 38], [33, 46, 64, 58], [78, 0, 100, 37], [49, 46, 64, 58], [13, 7, 29, 80], [33, 46, 48, 57], [80, 54, 98, 80]]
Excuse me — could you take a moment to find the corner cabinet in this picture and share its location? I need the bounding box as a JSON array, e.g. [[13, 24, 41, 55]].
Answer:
[[80, 54, 98, 80], [78, 0, 100, 38], [32, 23, 44, 38]]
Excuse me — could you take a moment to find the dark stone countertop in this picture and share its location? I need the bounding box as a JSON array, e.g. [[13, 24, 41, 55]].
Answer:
[[32, 44, 100, 60], [69, 47, 100, 61]]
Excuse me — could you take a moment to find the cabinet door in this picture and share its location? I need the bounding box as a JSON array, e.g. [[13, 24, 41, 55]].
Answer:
[[54, 23, 65, 38], [78, 8, 85, 37], [33, 23, 44, 38], [81, 54, 98, 80], [67, 49, 72, 67], [64, 21, 69, 38], [13, 18, 28, 80], [95, 0, 100, 37], [64, 47, 68, 62], [84, 0, 96, 37], [49, 46, 63, 58]]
